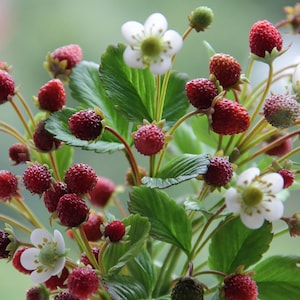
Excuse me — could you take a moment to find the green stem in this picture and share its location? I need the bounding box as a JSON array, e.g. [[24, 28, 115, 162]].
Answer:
[[0, 214, 32, 234], [15, 91, 36, 127], [0, 122, 28, 144], [240, 56, 254, 102], [154, 75, 161, 121], [48, 152, 61, 181]]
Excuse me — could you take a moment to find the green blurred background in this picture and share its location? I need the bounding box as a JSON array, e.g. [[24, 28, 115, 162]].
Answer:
[[0, 0, 299, 298]]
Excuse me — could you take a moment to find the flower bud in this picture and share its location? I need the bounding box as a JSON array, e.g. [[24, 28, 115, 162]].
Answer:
[[188, 6, 214, 32]]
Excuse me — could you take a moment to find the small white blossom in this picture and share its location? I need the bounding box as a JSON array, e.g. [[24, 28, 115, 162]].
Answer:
[[121, 13, 183, 75], [20, 229, 66, 283], [292, 63, 300, 86], [225, 167, 284, 229]]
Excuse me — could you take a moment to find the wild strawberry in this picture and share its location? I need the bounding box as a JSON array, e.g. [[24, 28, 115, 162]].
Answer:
[[263, 94, 299, 128], [278, 169, 294, 188], [0, 170, 18, 200], [188, 6, 214, 32], [264, 134, 292, 157], [23, 163, 52, 194], [68, 109, 103, 141], [64, 163, 97, 194], [33, 119, 61, 152], [203, 156, 233, 187], [104, 220, 126, 242], [37, 79, 66, 112], [185, 78, 218, 109], [26, 286, 49, 300], [80, 247, 101, 267], [82, 212, 104, 241], [89, 176, 115, 207], [209, 53, 241, 89], [43, 182, 69, 213], [44, 267, 69, 291], [0, 230, 10, 258], [221, 274, 258, 300], [67, 267, 99, 300], [57, 194, 89, 227], [8, 143, 30, 164], [212, 98, 250, 135], [134, 124, 165, 156], [0, 69, 15, 104], [249, 20, 282, 58], [51, 44, 82, 69], [54, 291, 79, 300], [12, 247, 32, 274], [171, 277, 204, 300]]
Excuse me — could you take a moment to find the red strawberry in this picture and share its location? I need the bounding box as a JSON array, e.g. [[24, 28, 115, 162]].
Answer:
[[64, 163, 97, 194], [37, 79, 66, 112], [44, 267, 69, 290], [222, 274, 258, 300], [278, 169, 294, 188], [12, 247, 32, 274], [23, 163, 52, 194], [212, 98, 250, 135], [0, 170, 18, 200], [8, 143, 30, 165], [263, 94, 299, 128], [43, 181, 69, 213], [209, 53, 241, 89], [54, 291, 80, 300], [51, 44, 82, 69], [249, 20, 282, 58], [67, 267, 99, 300], [265, 134, 292, 157], [104, 220, 126, 242], [0, 69, 15, 104], [68, 109, 103, 141], [26, 286, 49, 300], [185, 78, 218, 109], [0, 230, 10, 258], [203, 156, 233, 187], [57, 193, 89, 227], [33, 119, 61, 152], [89, 176, 115, 207], [134, 124, 165, 156], [82, 212, 104, 241]]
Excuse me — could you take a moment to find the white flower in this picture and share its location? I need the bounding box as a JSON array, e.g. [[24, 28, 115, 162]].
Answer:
[[293, 63, 300, 87], [20, 229, 66, 284], [225, 167, 284, 229], [121, 13, 183, 75]]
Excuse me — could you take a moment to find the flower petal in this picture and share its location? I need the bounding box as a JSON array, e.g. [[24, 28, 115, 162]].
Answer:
[[121, 21, 144, 44], [30, 228, 52, 247], [262, 199, 284, 221], [162, 30, 183, 55], [293, 63, 300, 86], [261, 173, 284, 193], [20, 248, 41, 270], [240, 210, 265, 229], [144, 13, 167, 36], [51, 257, 66, 276], [225, 188, 241, 213], [237, 167, 260, 187], [30, 268, 53, 284], [149, 55, 172, 75], [54, 230, 65, 254], [123, 46, 144, 69]]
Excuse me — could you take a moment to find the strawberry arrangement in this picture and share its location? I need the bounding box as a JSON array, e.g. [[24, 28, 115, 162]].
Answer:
[[1, 4, 300, 300]]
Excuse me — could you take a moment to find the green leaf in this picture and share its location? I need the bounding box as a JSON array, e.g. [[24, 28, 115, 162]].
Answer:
[[129, 186, 192, 256], [99, 43, 155, 123], [102, 214, 151, 275], [69, 60, 131, 141], [45, 108, 125, 153], [51, 144, 74, 180], [253, 255, 300, 300], [208, 217, 273, 274], [141, 154, 210, 189]]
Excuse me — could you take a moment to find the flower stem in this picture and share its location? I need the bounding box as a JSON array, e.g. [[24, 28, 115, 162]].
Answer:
[[0, 214, 32, 234], [15, 91, 36, 127], [0, 121, 28, 144]]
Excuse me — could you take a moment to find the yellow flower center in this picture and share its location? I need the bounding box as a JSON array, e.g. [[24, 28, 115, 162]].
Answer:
[[141, 36, 163, 57], [242, 186, 263, 207]]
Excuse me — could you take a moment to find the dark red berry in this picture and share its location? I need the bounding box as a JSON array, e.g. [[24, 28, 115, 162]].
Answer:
[[0, 230, 10, 258], [89, 176, 115, 207], [12, 247, 32, 274], [82, 212, 104, 241], [249, 20, 283, 58], [57, 194, 89, 227], [0, 69, 15, 104], [43, 182, 69, 213], [104, 220, 126, 242], [265, 134, 292, 157], [45, 267, 69, 290], [54, 291, 79, 300], [134, 124, 165, 156], [278, 169, 294, 188], [203, 156, 233, 187], [68, 109, 103, 141], [67, 267, 99, 300], [51, 44, 82, 69], [8, 143, 30, 164], [171, 277, 204, 300], [23, 163, 52, 194], [185, 78, 218, 109], [33, 119, 61, 152], [0, 170, 18, 200], [26, 286, 49, 300], [65, 163, 97, 194]]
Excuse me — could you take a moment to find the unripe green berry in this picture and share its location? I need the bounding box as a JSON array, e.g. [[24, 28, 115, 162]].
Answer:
[[188, 6, 214, 32]]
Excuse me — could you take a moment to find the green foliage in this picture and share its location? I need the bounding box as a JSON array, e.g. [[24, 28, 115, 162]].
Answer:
[[129, 186, 192, 256]]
